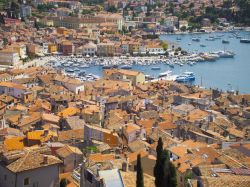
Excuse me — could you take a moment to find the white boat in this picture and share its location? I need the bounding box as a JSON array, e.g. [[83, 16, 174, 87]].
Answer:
[[240, 39, 250, 43], [120, 65, 132, 69], [192, 38, 200, 42], [216, 51, 235, 58], [158, 70, 172, 78]]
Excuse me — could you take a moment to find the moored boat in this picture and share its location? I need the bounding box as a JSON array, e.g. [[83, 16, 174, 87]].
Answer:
[[192, 38, 200, 42], [151, 67, 161, 70], [222, 39, 230, 44], [240, 39, 250, 43]]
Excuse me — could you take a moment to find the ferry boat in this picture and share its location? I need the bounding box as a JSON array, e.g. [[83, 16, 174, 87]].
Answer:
[[240, 39, 250, 43], [175, 72, 195, 82], [158, 70, 172, 78], [151, 67, 161, 70]]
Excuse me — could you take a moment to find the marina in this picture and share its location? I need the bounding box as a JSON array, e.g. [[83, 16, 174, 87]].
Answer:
[[42, 31, 250, 93]]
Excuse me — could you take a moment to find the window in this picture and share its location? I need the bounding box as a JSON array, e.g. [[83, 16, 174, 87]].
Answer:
[[24, 178, 29, 185]]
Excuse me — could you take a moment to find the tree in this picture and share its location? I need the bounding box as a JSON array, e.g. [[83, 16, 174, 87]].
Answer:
[[161, 42, 168, 51], [3, 38, 8, 46], [136, 154, 144, 187], [60, 178, 68, 187], [180, 26, 187, 32], [107, 5, 117, 13], [162, 150, 177, 187], [154, 137, 163, 187]]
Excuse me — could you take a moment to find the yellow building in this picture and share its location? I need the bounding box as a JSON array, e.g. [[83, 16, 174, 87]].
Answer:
[[97, 43, 115, 56], [48, 43, 58, 53], [103, 69, 145, 86], [129, 41, 140, 54], [56, 27, 69, 35]]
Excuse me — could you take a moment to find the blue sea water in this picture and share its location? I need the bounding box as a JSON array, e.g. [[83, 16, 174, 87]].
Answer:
[[76, 31, 250, 93], [160, 31, 250, 93]]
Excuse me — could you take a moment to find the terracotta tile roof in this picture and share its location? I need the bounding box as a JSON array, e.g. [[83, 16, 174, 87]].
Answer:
[[56, 145, 82, 158], [58, 107, 79, 118], [88, 153, 115, 163], [104, 69, 141, 77], [227, 128, 244, 138], [0, 127, 23, 137], [18, 112, 42, 128], [58, 129, 84, 142], [6, 151, 62, 173], [169, 146, 187, 158], [182, 140, 207, 149], [0, 82, 26, 90], [217, 154, 246, 168], [124, 123, 141, 134], [137, 119, 155, 135], [82, 105, 100, 115], [120, 171, 155, 187], [127, 149, 148, 163], [42, 113, 60, 123], [158, 121, 176, 130], [187, 109, 210, 122], [27, 130, 57, 142], [4, 136, 25, 151], [200, 175, 250, 187]]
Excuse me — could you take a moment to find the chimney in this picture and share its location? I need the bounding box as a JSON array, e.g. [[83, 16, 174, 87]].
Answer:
[[44, 130, 49, 137], [43, 155, 48, 164]]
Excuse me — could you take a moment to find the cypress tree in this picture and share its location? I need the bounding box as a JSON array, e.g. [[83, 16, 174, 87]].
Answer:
[[168, 162, 177, 187], [162, 150, 177, 187], [154, 137, 163, 187], [136, 154, 144, 187]]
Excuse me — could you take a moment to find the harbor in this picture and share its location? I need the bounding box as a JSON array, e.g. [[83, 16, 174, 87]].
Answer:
[[41, 31, 250, 93]]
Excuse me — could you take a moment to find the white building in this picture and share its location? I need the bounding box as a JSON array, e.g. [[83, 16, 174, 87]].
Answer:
[[42, 43, 49, 54], [0, 51, 21, 67], [0, 82, 26, 99], [0, 151, 61, 187], [82, 42, 97, 56], [145, 45, 165, 55]]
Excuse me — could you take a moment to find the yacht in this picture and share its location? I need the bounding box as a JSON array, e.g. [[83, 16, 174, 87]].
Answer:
[[217, 51, 235, 58], [80, 64, 90, 68], [120, 65, 132, 69], [158, 70, 172, 78], [65, 69, 75, 73], [206, 38, 215, 41], [240, 39, 250, 43], [176, 71, 195, 82], [192, 38, 200, 42]]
